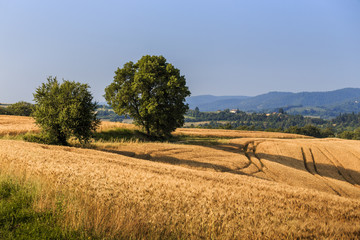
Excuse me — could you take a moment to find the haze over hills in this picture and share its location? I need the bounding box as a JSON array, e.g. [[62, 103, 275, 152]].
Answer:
[[187, 88, 360, 118], [183, 95, 250, 108]]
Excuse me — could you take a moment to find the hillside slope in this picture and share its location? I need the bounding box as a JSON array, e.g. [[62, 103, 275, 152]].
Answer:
[[1, 139, 360, 238], [1, 116, 360, 238], [189, 88, 360, 112]]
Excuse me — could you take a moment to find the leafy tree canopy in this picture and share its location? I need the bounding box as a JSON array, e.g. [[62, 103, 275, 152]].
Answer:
[[32, 77, 100, 145], [7, 101, 33, 116], [105, 55, 191, 138]]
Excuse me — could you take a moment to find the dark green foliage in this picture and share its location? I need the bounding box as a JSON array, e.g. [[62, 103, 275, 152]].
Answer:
[[7, 101, 33, 116], [185, 110, 343, 138], [338, 128, 360, 140], [321, 127, 336, 137], [330, 112, 360, 132], [0, 107, 12, 115], [284, 125, 331, 138], [186, 110, 327, 129], [23, 132, 60, 145], [338, 131, 355, 139], [105, 55, 191, 138], [32, 77, 100, 145]]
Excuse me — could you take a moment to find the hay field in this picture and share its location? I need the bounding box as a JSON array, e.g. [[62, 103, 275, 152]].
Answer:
[[95, 137, 360, 199], [0, 115, 39, 136], [0, 116, 308, 139], [98, 120, 311, 139], [98, 121, 139, 132], [174, 128, 311, 139], [1, 140, 360, 239], [1, 116, 360, 238]]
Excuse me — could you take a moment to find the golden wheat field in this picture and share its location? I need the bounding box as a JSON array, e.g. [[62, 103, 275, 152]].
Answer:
[[99, 120, 312, 139], [0, 115, 39, 135], [1, 115, 360, 239]]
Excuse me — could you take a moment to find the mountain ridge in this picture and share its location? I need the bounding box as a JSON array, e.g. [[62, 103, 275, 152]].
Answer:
[[187, 88, 360, 116]]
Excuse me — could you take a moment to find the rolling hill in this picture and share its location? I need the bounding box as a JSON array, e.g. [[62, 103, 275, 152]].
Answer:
[[0, 115, 360, 238], [187, 88, 360, 116]]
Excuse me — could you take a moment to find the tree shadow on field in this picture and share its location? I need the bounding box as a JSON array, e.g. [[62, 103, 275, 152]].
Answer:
[[256, 152, 360, 186], [99, 148, 248, 176], [170, 135, 233, 146], [94, 129, 360, 186], [192, 141, 360, 186], [93, 128, 149, 142]]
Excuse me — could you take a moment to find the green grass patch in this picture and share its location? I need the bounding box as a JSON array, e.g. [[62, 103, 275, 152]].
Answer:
[[0, 134, 25, 141], [22, 132, 63, 145], [0, 176, 96, 240]]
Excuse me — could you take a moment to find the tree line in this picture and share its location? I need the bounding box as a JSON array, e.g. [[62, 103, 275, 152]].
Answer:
[[186, 109, 360, 139], [0, 102, 33, 116]]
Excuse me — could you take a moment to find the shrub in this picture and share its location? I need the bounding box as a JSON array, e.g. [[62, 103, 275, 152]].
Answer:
[[7, 101, 33, 116], [32, 77, 100, 145]]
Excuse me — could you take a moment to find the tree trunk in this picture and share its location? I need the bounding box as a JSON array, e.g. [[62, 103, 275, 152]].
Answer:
[[57, 133, 68, 146], [145, 126, 150, 136]]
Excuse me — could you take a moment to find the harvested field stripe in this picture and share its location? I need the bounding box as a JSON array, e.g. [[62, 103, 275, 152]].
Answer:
[[319, 147, 359, 186], [310, 147, 346, 196], [301, 147, 313, 175], [300, 147, 346, 196], [309, 148, 319, 174], [315, 175, 344, 197]]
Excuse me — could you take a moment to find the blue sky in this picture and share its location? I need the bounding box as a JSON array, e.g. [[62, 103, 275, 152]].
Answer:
[[1, 0, 359, 103]]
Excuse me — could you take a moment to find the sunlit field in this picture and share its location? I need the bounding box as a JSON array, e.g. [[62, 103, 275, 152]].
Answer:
[[1, 115, 360, 239], [0, 115, 39, 136]]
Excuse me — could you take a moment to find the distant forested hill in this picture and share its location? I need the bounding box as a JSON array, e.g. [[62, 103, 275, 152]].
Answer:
[[187, 88, 360, 118], [186, 95, 249, 110]]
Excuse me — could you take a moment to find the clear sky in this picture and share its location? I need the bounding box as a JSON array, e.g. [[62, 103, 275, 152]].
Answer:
[[1, 0, 359, 103]]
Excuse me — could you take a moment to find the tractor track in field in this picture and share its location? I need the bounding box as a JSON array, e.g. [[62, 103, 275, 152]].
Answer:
[[316, 147, 360, 187], [301, 146, 346, 197], [309, 148, 319, 174], [301, 147, 312, 175]]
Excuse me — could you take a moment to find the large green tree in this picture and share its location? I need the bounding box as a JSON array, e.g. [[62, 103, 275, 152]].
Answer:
[[33, 77, 100, 145], [105, 55, 191, 138]]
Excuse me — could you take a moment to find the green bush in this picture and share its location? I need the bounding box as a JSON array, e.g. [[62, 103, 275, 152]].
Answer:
[[0, 107, 12, 115], [23, 133, 60, 145], [7, 101, 33, 116], [337, 131, 355, 139], [32, 77, 100, 145]]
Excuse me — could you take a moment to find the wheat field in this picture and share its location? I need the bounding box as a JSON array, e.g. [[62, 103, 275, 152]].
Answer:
[[0, 115, 39, 136], [0, 115, 360, 238], [98, 120, 311, 139]]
